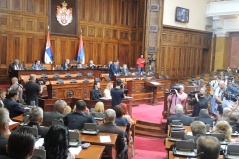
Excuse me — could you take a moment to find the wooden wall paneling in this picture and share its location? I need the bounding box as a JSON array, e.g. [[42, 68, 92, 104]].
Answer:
[[24, 35, 35, 63], [138, 0, 145, 28], [79, 0, 86, 20], [0, 34, 7, 65], [25, 17, 35, 31], [103, 0, 110, 24], [0, 0, 10, 10], [0, 14, 10, 29], [36, 18, 46, 32], [11, 0, 22, 11], [95, 42, 102, 64], [69, 39, 78, 61], [25, 0, 35, 13], [89, 0, 96, 22], [37, 36, 45, 62], [12, 35, 23, 61], [11, 15, 23, 31], [37, 0, 47, 15], [112, 0, 119, 25]]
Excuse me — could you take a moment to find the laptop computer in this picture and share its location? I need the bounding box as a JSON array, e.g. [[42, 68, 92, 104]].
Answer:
[[224, 144, 239, 159], [208, 133, 228, 145], [171, 120, 183, 127], [81, 123, 99, 135], [173, 140, 197, 157], [69, 131, 81, 147], [168, 130, 185, 142]]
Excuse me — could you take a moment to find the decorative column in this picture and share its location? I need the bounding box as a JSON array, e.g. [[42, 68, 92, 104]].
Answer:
[[143, 0, 164, 73]]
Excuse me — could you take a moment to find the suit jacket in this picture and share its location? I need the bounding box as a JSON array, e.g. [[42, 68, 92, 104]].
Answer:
[[109, 63, 120, 78], [32, 64, 43, 70], [194, 115, 214, 127], [121, 68, 130, 76], [27, 122, 49, 138], [64, 111, 97, 130], [0, 133, 8, 155], [164, 113, 193, 133], [90, 88, 102, 100], [43, 110, 65, 127], [3, 98, 27, 118], [61, 63, 71, 70], [8, 63, 23, 73], [97, 122, 126, 154]]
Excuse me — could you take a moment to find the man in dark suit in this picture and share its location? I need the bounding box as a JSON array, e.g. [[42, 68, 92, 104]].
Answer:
[[105, 61, 112, 70], [90, 81, 103, 100], [64, 100, 97, 130], [27, 107, 49, 138], [194, 109, 214, 127], [61, 59, 71, 70], [43, 100, 67, 126], [97, 109, 128, 159], [121, 64, 130, 76], [0, 108, 10, 156], [3, 90, 27, 118], [0, 89, 6, 108], [8, 59, 23, 76], [164, 104, 193, 133], [31, 60, 43, 70], [109, 59, 120, 79]]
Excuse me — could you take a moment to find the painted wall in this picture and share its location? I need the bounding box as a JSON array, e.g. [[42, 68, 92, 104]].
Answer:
[[215, 37, 228, 70], [163, 0, 212, 31]]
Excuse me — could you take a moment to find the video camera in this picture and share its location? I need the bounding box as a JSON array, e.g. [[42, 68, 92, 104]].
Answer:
[[170, 85, 181, 94], [224, 91, 239, 102], [36, 78, 46, 85], [188, 91, 200, 98]]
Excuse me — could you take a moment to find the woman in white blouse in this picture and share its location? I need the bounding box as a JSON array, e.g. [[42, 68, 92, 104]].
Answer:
[[104, 82, 113, 99]]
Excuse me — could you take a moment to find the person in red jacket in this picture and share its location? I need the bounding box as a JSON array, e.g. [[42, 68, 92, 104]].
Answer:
[[136, 54, 145, 75]]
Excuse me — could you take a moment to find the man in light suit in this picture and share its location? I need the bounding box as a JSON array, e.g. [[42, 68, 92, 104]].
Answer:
[[43, 100, 67, 126], [61, 59, 71, 70], [31, 60, 43, 70], [97, 109, 128, 159], [109, 59, 120, 79], [27, 107, 49, 138], [164, 104, 193, 133], [8, 59, 23, 76], [3, 90, 27, 118]]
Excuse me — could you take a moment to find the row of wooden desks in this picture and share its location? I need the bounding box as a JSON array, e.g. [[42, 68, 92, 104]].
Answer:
[[12, 115, 124, 159], [168, 151, 224, 159]]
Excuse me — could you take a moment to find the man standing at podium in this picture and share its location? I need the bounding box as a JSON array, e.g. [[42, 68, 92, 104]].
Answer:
[[109, 59, 120, 79], [136, 54, 145, 75]]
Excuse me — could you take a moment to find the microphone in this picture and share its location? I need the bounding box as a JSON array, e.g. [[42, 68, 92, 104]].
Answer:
[[197, 152, 204, 157]]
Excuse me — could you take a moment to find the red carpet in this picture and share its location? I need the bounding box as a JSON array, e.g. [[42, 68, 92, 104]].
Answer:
[[131, 103, 167, 159], [0, 85, 9, 90], [132, 102, 164, 123]]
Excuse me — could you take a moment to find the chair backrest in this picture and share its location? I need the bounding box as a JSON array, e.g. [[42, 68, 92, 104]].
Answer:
[[209, 133, 226, 141], [175, 140, 196, 150], [70, 79, 77, 83], [31, 149, 46, 159], [170, 131, 185, 138], [76, 73, 82, 77], [83, 78, 89, 83], [65, 73, 71, 77], [95, 112, 104, 118], [57, 79, 64, 84], [51, 119, 64, 126], [24, 126, 38, 138]]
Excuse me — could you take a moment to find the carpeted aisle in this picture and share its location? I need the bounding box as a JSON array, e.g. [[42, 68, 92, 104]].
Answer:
[[131, 103, 167, 159]]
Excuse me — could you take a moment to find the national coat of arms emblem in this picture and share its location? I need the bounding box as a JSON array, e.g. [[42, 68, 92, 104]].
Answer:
[[56, 1, 73, 26]]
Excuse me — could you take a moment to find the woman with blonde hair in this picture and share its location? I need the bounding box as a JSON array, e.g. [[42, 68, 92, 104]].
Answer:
[[213, 120, 232, 142], [94, 101, 104, 112], [103, 82, 113, 99]]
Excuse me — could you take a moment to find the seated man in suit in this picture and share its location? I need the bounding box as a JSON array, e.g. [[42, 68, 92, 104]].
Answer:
[[97, 109, 128, 159], [90, 81, 103, 100], [64, 100, 97, 130], [77, 60, 84, 68], [3, 90, 27, 118], [164, 104, 193, 133], [27, 107, 49, 138], [121, 64, 130, 76], [8, 59, 23, 75], [184, 121, 206, 142], [87, 60, 96, 69], [61, 59, 71, 70], [105, 61, 112, 70], [0, 89, 6, 108], [197, 136, 221, 159], [194, 109, 214, 127], [31, 60, 43, 70], [0, 127, 35, 159], [0, 108, 10, 156], [43, 100, 67, 126]]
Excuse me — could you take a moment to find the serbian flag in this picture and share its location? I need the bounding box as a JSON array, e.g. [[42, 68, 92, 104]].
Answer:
[[44, 31, 54, 64], [77, 35, 85, 64]]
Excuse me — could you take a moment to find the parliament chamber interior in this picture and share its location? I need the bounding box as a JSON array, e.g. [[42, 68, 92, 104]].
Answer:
[[1, 0, 239, 159]]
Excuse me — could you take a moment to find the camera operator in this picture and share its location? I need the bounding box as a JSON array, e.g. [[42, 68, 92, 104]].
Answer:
[[23, 74, 43, 106], [167, 84, 187, 115], [222, 91, 239, 112], [189, 87, 210, 117]]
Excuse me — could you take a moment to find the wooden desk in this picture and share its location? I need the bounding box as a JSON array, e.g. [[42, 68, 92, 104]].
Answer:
[[9, 122, 20, 131], [168, 151, 224, 159], [80, 132, 117, 159], [75, 145, 105, 159], [12, 115, 24, 122]]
